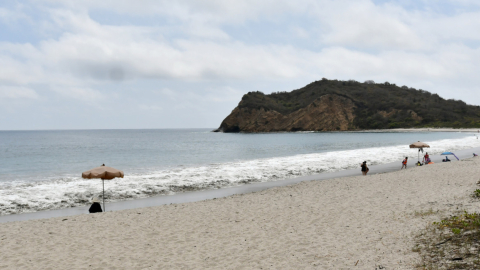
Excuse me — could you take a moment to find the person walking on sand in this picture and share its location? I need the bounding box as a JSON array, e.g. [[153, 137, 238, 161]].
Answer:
[[401, 157, 408, 169], [360, 161, 369, 176]]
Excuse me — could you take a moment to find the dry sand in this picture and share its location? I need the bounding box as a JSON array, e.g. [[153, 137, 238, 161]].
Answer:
[[1, 158, 480, 269]]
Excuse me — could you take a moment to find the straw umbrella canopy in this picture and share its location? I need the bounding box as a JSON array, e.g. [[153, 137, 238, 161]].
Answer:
[[409, 141, 430, 162], [82, 165, 124, 212]]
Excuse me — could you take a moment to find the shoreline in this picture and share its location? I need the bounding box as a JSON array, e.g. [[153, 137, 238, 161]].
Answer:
[[217, 128, 480, 133], [353, 127, 480, 133], [2, 145, 480, 224], [1, 149, 480, 268]]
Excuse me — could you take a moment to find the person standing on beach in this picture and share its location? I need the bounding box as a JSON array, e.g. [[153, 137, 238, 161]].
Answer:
[[360, 161, 368, 176], [401, 157, 408, 169]]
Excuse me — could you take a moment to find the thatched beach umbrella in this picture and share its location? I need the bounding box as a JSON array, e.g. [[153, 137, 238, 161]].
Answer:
[[409, 141, 430, 162], [82, 165, 124, 212]]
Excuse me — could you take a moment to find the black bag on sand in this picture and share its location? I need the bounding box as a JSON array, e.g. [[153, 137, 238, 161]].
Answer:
[[89, 202, 103, 213]]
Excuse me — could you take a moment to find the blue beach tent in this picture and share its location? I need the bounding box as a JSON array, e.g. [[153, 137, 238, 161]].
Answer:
[[441, 152, 459, 160]]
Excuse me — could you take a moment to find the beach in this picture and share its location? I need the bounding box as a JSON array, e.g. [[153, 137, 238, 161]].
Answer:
[[0, 156, 479, 269], [2, 0, 480, 268]]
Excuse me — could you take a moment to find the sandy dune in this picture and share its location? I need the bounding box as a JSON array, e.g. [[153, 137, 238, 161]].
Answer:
[[1, 158, 479, 269]]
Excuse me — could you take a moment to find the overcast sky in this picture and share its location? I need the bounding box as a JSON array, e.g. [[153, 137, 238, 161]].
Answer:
[[1, 0, 480, 130]]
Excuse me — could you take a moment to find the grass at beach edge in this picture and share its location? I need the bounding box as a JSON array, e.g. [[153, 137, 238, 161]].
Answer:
[[413, 184, 480, 269]]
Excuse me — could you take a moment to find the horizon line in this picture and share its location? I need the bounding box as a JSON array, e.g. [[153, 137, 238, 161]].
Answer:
[[0, 127, 216, 132]]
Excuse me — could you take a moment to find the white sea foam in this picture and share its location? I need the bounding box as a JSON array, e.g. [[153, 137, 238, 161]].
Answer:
[[1, 135, 479, 215]]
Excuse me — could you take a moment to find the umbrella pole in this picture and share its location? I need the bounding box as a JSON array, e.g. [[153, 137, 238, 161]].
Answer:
[[102, 179, 105, 212]]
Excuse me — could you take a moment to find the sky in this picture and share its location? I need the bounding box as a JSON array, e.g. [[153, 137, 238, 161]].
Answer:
[[1, 0, 480, 130]]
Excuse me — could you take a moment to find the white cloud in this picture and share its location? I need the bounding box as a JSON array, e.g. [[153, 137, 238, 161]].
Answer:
[[0, 86, 39, 99], [138, 104, 162, 111], [3, 3, 480, 92], [1, 2, 479, 87], [419, 12, 480, 43], [41, 0, 308, 24], [0, 7, 30, 24], [0, 10, 301, 83], [52, 86, 104, 101], [155, 88, 177, 100], [444, 0, 480, 7], [0, 43, 45, 85], [289, 26, 309, 39], [318, 1, 424, 50]]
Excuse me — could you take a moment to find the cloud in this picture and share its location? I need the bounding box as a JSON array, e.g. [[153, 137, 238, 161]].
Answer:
[[3, 1, 476, 80], [289, 26, 309, 39], [52, 86, 104, 101], [42, 0, 307, 24], [418, 12, 480, 44], [138, 104, 162, 111], [320, 2, 424, 50], [0, 86, 39, 99], [2, 2, 480, 94], [1, 10, 302, 83], [0, 6, 30, 24]]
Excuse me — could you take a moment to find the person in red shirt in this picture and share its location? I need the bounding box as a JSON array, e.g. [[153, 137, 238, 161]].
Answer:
[[401, 157, 408, 169], [423, 152, 430, 164]]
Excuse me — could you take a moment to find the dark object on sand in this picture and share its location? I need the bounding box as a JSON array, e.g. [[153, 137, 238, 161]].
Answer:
[[89, 202, 103, 213]]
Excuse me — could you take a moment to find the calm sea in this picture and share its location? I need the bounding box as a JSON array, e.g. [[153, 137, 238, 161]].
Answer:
[[0, 129, 478, 215]]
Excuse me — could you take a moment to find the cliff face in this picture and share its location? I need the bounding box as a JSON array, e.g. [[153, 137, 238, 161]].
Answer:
[[217, 94, 356, 132], [215, 79, 480, 132]]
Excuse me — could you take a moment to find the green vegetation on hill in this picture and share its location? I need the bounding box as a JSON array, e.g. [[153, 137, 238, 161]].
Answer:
[[239, 78, 480, 129]]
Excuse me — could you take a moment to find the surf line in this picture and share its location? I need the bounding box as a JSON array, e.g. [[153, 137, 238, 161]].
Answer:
[[1, 146, 479, 224]]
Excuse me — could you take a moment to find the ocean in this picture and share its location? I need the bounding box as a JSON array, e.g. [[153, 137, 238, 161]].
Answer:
[[1, 129, 479, 215]]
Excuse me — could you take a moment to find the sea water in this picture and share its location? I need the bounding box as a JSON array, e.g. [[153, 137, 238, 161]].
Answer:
[[0, 129, 479, 215]]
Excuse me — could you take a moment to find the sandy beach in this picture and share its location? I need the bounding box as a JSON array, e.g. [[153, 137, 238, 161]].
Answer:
[[1, 157, 479, 269]]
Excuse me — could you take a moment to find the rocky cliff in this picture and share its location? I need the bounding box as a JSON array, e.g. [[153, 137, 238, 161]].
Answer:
[[217, 94, 356, 132], [215, 79, 480, 132]]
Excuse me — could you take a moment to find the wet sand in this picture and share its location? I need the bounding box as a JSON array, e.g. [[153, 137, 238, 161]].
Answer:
[[357, 128, 480, 133]]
